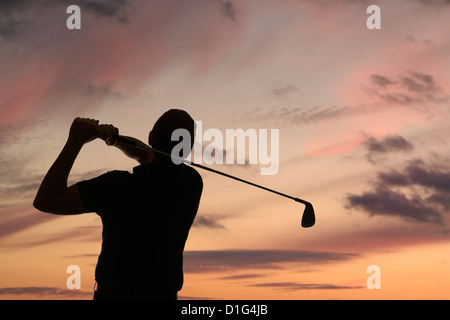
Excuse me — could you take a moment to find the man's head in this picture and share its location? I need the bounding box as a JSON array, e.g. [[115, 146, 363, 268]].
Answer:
[[149, 109, 196, 159]]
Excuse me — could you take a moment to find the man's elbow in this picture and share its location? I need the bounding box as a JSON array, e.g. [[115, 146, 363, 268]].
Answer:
[[32, 187, 85, 215], [33, 195, 56, 214], [33, 197, 49, 213]]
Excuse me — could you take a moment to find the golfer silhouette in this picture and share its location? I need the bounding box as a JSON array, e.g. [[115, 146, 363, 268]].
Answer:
[[33, 109, 203, 300]]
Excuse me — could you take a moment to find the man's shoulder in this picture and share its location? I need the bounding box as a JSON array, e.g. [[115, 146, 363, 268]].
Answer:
[[83, 170, 131, 185], [183, 165, 203, 190], [184, 165, 202, 181], [106, 169, 131, 176], [98, 169, 131, 178]]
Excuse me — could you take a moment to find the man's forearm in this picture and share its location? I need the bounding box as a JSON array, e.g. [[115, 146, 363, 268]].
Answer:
[[33, 139, 83, 208], [113, 135, 151, 164]]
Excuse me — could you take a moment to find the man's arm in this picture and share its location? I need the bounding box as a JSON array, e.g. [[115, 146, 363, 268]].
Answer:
[[33, 118, 101, 215], [34, 118, 150, 214], [110, 135, 151, 165]]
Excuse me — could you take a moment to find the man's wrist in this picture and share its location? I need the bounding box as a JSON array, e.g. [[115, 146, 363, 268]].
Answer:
[[66, 136, 87, 150]]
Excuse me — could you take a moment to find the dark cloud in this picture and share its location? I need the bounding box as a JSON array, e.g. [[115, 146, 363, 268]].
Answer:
[[346, 160, 450, 224], [401, 72, 440, 94], [377, 169, 409, 186], [72, 0, 133, 24], [365, 135, 414, 154], [0, 0, 35, 40], [0, 1, 55, 42], [427, 192, 450, 211], [193, 214, 227, 229], [249, 282, 363, 291], [362, 134, 414, 164], [346, 187, 443, 224], [0, 0, 34, 9], [0, 17, 28, 40], [218, 0, 237, 22], [377, 161, 450, 214], [0, 0, 133, 41], [183, 249, 359, 273], [378, 161, 450, 192]]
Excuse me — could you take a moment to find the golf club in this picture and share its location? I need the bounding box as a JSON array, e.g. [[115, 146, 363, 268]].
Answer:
[[112, 135, 316, 228]]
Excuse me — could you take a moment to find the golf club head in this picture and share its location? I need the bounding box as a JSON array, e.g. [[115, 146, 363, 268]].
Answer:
[[301, 203, 315, 228]]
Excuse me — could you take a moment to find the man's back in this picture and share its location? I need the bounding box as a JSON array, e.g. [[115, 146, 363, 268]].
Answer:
[[78, 162, 203, 299]]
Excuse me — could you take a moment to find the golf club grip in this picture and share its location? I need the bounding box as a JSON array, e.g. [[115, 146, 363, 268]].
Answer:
[[113, 134, 180, 160], [113, 135, 137, 147]]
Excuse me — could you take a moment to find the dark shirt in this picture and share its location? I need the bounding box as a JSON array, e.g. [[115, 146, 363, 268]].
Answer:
[[77, 162, 203, 296]]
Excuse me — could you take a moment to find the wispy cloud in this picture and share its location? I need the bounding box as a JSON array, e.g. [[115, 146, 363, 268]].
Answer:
[[0, 217, 101, 251], [233, 70, 448, 129], [270, 83, 300, 98], [218, 273, 267, 281], [234, 105, 356, 127], [367, 71, 448, 110], [0, 209, 57, 241], [193, 214, 227, 230], [0, 286, 92, 298], [0, 119, 53, 209], [183, 249, 359, 273], [249, 282, 363, 291]]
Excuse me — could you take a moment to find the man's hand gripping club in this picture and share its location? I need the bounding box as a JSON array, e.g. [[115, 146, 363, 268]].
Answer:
[[68, 117, 119, 147]]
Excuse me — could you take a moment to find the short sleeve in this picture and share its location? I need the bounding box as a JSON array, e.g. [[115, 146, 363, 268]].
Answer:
[[77, 170, 130, 214]]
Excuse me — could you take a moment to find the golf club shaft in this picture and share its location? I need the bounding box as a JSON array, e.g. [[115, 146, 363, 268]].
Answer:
[[113, 135, 310, 206]]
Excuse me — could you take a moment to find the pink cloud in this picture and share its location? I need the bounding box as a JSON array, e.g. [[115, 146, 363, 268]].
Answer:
[[0, 1, 256, 126]]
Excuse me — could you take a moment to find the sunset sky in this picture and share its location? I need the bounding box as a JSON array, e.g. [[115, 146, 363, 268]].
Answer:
[[1, 0, 450, 300]]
